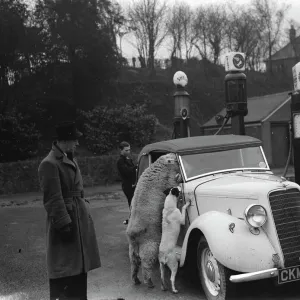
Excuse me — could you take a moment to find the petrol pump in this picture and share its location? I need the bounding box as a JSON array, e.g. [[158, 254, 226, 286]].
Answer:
[[290, 62, 300, 185], [224, 52, 248, 135], [173, 71, 191, 139]]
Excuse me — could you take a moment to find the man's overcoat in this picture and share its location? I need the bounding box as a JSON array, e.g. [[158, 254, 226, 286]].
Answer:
[[38, 143, 101, 279]]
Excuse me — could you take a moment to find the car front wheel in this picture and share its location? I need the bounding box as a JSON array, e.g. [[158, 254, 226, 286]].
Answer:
[[197, 236, 235, 300]]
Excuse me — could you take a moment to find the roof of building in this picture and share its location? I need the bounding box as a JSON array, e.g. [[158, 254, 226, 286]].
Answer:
[[203, 91, 290, 127], [138, 135, 261, 158], [268, 35, 300, 61]]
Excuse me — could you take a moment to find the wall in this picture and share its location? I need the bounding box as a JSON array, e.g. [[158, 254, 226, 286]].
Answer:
[[266, 57, 300, 74], [262, 99, 291, 167], [203, 124, 261, 140], [0, 154, 138, 196]]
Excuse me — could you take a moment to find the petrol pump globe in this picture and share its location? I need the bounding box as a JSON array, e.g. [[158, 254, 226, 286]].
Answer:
[[173, 71, 188, 87]]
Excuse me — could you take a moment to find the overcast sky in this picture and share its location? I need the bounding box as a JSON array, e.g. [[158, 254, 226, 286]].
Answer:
[[117, 0, 300, 59]]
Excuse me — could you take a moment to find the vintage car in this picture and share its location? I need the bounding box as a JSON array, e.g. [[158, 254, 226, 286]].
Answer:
[[136, 135, 300, 300]]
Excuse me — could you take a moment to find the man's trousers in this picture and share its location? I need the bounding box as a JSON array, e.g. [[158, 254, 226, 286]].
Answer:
[[122, 183, 135, 209], [49, 273, 87, 300]]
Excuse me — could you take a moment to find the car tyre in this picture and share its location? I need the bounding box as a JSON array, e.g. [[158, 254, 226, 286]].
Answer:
[[197, 236, 235, 300]]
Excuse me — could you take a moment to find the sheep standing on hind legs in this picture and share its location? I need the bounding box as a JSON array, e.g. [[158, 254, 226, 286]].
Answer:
[[126, 153, 182, 288]]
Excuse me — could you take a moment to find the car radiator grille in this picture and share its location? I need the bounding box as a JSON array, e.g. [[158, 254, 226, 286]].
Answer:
[[269, 188, 300, 267]]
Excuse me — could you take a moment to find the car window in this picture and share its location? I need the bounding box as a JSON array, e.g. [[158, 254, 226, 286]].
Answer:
[[180, 146, 267, 180], [137, 155, 150, 179], [151, 152, 168, 163]]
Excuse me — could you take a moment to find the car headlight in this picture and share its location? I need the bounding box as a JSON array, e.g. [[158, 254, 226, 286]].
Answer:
[[244, 204, 267, 228]]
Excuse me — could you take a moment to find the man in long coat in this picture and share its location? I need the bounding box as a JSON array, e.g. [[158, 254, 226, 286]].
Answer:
[[38, 121, 101, 300]]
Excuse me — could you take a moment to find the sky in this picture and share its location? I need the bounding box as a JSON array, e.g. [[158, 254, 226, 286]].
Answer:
[[116, 0, 300, 60]]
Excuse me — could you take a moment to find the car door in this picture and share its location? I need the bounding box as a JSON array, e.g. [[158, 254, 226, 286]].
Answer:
[[136, 153, 150, 183], [177, 182, 192, 247]]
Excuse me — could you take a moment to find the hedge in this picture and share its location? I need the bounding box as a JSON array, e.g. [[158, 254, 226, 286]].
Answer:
[[0, 154, 138, 195]]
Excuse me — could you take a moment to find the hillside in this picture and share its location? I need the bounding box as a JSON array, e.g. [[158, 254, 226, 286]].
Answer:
[[36, 60, 294, 158], [113, 60, 293, 136]]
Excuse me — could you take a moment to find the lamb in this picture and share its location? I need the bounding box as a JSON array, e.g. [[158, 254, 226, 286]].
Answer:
[[126, 153, 182, 288]]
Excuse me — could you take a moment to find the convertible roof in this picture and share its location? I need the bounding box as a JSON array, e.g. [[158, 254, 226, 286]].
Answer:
[[139, 135, 262, 157]]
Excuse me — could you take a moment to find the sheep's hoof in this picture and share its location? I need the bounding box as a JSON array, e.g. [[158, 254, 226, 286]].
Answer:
[[161, 283, 167, 291], [172, 289, 178, 294], [133, 277, 141, 285], [145, 279, 154, 288]]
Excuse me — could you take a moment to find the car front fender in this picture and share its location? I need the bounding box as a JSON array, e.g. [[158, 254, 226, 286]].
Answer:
[[180, 211, 276, 273]]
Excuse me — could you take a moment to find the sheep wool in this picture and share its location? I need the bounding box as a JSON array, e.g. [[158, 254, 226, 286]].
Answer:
[[126, 153, 182, 288]]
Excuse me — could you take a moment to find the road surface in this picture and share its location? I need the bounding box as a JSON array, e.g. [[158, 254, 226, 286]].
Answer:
[[0, 191, 299, 300]]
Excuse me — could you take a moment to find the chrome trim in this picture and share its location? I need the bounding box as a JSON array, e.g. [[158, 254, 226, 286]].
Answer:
[[266, 188, 286, 268], [268, 188, 300, 268], [182, 167, 270, 182], [230, 268, 278, 283], [260, 146, 270, 169], [244, 204, 267, 228], [178, 155, 188, 182], [178, 146, 270, 182]]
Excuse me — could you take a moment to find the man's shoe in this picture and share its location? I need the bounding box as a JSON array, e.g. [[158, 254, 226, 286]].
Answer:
[[123, 219, 129, 225]]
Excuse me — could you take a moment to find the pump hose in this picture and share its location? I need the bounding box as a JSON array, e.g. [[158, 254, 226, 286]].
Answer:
[[282, 121, 293, 178], [214, 113, 230, 135], [172, 121, 176, 139]]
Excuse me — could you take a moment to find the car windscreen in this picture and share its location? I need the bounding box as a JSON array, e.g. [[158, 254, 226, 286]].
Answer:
[[180, 146, 268, 180]]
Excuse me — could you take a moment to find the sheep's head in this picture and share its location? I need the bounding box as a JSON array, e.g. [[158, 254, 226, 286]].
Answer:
[[156, 153, 183, 186]]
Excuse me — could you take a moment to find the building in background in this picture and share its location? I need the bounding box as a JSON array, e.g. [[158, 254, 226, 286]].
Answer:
[[202, 92, 291, 168], [265, 25, 300, 73]]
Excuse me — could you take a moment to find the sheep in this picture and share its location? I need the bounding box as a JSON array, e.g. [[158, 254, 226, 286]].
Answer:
[[126, 153, 182, 288]]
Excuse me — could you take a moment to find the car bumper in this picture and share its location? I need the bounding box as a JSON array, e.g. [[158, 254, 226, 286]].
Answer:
[[230, 268, 278, 283]]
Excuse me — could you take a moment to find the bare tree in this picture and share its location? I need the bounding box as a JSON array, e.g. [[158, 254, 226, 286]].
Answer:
[[192, 4, 227, 64], [225, 4, 262, 70], [180, 3, 194, 60], [166, 4, 183, 60], [166, 2, 194, 61], [251, 0, 290, 73], [108, 1, 128, 56], [192, 5, 210, 60], [127, 0, 168, 70], [206, 4, 228, 64]]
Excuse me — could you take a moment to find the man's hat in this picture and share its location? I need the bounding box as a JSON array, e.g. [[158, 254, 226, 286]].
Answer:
[[53, 121, 83, 141]]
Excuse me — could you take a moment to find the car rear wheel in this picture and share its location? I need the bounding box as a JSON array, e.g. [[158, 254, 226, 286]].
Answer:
[[197, 236, 235, 300]]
